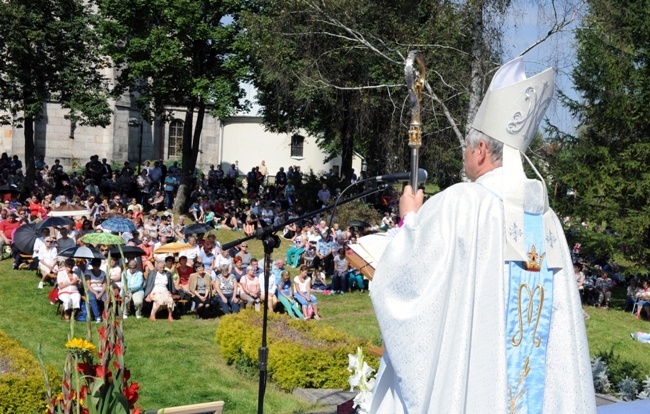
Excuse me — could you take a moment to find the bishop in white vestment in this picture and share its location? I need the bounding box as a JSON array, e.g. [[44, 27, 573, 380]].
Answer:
[[369, 57, 596, 414]]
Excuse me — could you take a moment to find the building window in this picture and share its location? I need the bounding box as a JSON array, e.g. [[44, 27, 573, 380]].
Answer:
[[291, 134, 304, 157], [168, 120, 183, 157]]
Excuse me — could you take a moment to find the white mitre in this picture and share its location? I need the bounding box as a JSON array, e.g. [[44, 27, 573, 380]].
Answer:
[[472, 56, 563, 269]]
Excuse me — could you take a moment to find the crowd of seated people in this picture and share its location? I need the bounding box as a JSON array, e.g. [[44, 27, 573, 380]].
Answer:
[[571, 254, 650, 322], [1, 154, 388, 323]]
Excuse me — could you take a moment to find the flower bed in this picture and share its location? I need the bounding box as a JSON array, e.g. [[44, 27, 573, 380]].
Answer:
[[215, 310, 378, 391], [0, 329, 59, 414]]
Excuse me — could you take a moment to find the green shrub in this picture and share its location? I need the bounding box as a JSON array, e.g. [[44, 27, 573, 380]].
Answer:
[[215, 310, 378, 390], [595, 348, 645, 388], [0, 330, 59, 414]]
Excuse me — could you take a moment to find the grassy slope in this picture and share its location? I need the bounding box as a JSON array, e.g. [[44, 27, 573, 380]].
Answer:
[[0, 231, 315, 413], [3, 228, 650, 412]]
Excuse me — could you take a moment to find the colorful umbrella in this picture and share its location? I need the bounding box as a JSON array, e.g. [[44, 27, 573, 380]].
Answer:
[[154, 242, 191, 254], [101, 218, 136, 233], [49, 204, 90, 217], [80, 232, 125, 246], [58, 246, 105, 260]]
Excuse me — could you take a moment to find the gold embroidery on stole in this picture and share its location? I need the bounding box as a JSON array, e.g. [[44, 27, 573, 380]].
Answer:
[[511, 284, 545, 347]]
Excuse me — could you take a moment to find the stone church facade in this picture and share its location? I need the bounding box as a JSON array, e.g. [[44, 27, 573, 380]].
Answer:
[[0, 73, 362, 177]]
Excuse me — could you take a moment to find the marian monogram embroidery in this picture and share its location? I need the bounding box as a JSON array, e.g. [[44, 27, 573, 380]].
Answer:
[[511, 284, 545, 348]]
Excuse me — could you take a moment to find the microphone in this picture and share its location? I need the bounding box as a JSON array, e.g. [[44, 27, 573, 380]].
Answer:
[[366, 168, 428, 184]]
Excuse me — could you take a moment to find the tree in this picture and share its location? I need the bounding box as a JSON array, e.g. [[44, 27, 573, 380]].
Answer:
[[97, 0, 249, 211], [242, 0, 474, 186], [548, 0, 650, 272], [243, 0, 580, 188], [0, 0, 112, 194]]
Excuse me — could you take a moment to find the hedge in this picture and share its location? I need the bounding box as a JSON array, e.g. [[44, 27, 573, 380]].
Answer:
[[0, 329, 59, 414], [215, 310, 378, 391]]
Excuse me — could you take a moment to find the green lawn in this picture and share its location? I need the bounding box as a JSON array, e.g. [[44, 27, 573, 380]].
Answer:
[[585, 288, 650, 376], [2, 228, 650, 412]]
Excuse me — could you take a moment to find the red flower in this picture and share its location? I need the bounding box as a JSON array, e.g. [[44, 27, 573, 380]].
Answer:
[[132, 408, 141, 414], [77, 362, 92, 375], [123, 368, 131, 382], [97, 326, 106, 342], [123, 382, 140, 407], [95, 364, 105, 378], [114, 342, 123, 358], [79, 385, 88, 399]]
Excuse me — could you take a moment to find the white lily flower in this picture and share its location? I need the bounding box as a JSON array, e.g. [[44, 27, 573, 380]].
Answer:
[[346, 347, 378, 412]]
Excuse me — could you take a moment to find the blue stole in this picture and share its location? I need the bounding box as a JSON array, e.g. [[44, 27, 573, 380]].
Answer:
[[505, 212, 554, 414]]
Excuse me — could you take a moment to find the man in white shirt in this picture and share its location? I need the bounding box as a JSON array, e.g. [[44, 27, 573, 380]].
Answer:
[[37, 236, 58, 289]]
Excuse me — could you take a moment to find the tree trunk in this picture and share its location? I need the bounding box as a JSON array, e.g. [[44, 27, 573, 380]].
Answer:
[[340, 117, 354, 185], [23, 115, 35, 197], [172, 104, 205, 213], [466, 1, 485, 137], [338, 91, 355, 184]]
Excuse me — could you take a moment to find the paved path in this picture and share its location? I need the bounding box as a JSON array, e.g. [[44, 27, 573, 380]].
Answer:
[[293, 388, 356, 414]]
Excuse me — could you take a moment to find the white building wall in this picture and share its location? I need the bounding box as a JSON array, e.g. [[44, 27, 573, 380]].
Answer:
[[219, 116, 363, 177], [0, 109, 361, 177]]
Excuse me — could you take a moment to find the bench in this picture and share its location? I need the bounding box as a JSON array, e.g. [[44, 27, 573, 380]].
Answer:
[[146, 400, 224, 414]]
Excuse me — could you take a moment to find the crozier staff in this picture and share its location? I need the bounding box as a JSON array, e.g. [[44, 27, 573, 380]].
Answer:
[[369, 57, 596, 413]]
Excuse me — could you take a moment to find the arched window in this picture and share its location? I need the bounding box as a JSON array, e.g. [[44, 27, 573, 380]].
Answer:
[[168, 120, 183, 157], [291, 134, 304, 157]]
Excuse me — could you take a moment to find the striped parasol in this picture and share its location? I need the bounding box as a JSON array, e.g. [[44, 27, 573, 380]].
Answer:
[[101, 218, 136, 233]]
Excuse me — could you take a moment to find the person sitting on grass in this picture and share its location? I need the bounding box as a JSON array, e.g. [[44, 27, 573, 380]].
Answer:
[[239, 265, 261, 311], [144, 261, 176, 322], [596, 271, 613, 309], [259, 271, 278, 312], [332, 248, 350, 294], [635, 280, 650, 319], [123, 260, 144, 319], [57, 258, 82, 321], [626, 279, 640, 312], [277, 270, 303, 319], [188, 262, 212, 319], [84, 258, 107, 323], [348, 268, 366, 293], [37, 236, 58, 289], [109, 257, 123, 298], [293, 265, 321, 320], [285, 228, 308, 268], [213, 264, 240, 315]]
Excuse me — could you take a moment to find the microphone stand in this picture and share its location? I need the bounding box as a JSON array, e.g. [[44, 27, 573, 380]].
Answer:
[[222, 184, 388, 414]]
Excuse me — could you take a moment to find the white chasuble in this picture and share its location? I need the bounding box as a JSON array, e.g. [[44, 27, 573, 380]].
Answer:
[[369, 168, 596, 414]]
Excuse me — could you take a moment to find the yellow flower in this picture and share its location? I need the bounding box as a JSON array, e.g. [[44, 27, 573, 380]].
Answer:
[[65, 338, 97, 354]]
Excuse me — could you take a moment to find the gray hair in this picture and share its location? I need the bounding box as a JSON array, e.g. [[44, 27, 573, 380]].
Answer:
[[466, 128, 504, 165]]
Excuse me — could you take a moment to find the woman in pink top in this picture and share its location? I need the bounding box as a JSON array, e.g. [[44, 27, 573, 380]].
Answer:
[[57, 258, 82, 321], [239, 265, 261, 311]]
